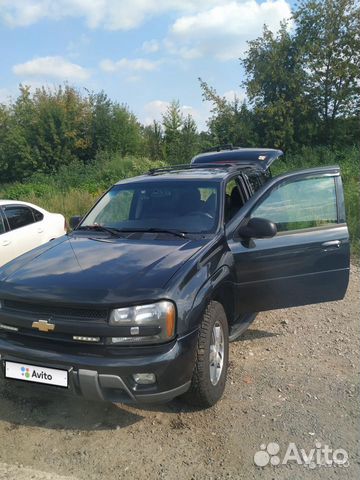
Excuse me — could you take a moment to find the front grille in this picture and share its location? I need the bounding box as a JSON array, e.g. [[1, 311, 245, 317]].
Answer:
[[0, 328, 105, 345], [0, 329, 106, 349], [2, 299, 109, 321]]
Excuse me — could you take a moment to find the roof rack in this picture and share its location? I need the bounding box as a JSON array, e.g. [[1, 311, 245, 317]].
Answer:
[[204, 144, 241, 153], [147, 162, 254, 175]]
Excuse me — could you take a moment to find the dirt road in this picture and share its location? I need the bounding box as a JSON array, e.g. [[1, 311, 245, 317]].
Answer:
[[0, 266, 359, 480]]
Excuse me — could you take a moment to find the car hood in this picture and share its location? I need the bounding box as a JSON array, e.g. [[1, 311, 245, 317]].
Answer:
[[0, 234, 206, 305]]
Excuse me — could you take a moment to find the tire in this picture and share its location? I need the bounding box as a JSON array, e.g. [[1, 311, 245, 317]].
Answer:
[[183, 300, 229, 408]]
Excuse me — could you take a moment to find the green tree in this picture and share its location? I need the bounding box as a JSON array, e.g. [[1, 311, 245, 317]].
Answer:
[[29, 85, 92, 171], [89, 91, 143, 158], [88, 91, 113, 156], [143, 121, 165, 161], [0, 85, 144, 182], [294, 0, 360, 144], [110, 104, 142, 157], [0, 100, 35, 182], [162, 101, 201, 163], [181, 114, 199, 163], [162, 100, 184, 164], [0, 86, 37, 181], [242, 23, 315, 149], [199, 78, 259, 147]]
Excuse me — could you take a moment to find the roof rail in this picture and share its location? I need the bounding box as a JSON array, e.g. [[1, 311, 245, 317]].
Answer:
[[147, 162, 254, 175], [148, 164, 192, 174]]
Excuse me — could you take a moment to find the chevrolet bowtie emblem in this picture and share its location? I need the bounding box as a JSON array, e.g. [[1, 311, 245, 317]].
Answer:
[[32, 319, 55, 333]]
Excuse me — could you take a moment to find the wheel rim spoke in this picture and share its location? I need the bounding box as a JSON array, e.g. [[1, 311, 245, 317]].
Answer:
[[209, 321, 225, 386]]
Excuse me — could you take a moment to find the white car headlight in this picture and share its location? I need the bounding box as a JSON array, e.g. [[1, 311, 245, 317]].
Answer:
[[109, 301, 176, 344]]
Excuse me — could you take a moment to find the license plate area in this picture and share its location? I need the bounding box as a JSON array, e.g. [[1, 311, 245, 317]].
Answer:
[[5, 361, 68, 388]]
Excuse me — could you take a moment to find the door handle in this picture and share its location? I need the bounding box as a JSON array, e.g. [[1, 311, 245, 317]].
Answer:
[[37, 228, 44, 234], [322, 240, 341, 250], [1, 240, 11, 246]]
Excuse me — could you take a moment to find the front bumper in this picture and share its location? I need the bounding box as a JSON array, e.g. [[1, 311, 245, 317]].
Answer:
[[0, 329, 198, 403]]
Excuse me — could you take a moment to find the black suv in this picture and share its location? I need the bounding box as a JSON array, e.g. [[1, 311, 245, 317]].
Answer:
[[0, 147, 350, 407]]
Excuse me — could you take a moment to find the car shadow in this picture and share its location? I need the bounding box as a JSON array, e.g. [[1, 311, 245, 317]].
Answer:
[[0, 379, 144, 431], [130, 398, 203, 415], [0, 378, 200, 430], [233, 328, 280, 342]]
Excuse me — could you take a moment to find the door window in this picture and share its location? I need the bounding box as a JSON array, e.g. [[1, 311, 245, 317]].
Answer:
[[251, 176, 338, 232], [4, 206, 35, 231]]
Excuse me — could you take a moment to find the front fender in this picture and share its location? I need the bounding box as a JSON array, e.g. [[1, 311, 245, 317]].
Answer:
[[175, 264, 234, 335]]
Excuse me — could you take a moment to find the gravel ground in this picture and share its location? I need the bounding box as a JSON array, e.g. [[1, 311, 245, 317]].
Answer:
[[0, 265, 358, 480]]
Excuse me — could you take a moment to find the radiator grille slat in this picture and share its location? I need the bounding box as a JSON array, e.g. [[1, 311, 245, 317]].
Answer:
[[2, 299, 108, 321]]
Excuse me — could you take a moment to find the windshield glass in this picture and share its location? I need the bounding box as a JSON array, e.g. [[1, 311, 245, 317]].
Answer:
[[81, 180, 220, 234]]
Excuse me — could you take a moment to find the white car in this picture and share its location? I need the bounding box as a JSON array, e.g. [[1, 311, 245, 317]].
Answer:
[[0, 200, 66, 267]]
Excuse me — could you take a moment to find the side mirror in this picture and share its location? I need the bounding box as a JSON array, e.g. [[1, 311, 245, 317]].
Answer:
[[70, 216, 82, 230], [236, 217, 277, 239]]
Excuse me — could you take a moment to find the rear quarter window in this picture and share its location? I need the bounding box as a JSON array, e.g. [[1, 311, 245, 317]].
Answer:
[[32, 208, 44, 222], [246, 172, 267, 194]]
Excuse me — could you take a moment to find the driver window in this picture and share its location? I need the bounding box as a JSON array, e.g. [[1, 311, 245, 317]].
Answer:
[[251, 176, 338, 232], [225, 178, 244, 223]]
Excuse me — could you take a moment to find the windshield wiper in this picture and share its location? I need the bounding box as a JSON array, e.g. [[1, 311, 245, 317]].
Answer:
[[76, 224, 125, 238], [117, 228, 189, 239]]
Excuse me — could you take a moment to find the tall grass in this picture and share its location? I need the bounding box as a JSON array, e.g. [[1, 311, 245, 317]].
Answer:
[[0, 154, 166, 222], [0, 147, 359, 255]]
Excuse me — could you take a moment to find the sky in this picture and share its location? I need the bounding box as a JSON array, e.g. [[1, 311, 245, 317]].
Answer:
[[0, 0, 295, 130]]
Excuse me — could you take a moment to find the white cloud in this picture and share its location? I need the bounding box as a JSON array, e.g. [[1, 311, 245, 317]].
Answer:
[[0, 0, 46, 26], [143, 100, 171, 125], [100, 58, 159, 73], [142, 40, 160, 54], [168, 0, 292, 61], [0, 0, 227, 30], [12, 56, 90, 80], [223, 89, 247, 103]]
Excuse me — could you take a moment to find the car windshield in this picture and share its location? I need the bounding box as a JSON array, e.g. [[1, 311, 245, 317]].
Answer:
[[80, 180, 220, 235]]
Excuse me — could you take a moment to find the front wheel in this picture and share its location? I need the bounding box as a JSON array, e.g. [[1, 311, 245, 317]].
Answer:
[[183, 301, 229, 408]]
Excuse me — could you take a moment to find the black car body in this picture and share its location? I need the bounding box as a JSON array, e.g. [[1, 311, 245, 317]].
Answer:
[[0, 147, 350, 406]]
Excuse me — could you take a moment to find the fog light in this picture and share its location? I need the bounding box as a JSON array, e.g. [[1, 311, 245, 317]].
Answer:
[[133, 373, 156, 385], [73, 336, 100, 343], [0, 323, 18, 332]]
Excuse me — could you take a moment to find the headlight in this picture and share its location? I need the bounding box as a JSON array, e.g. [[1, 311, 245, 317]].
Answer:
[[109, 301, 176, 345]]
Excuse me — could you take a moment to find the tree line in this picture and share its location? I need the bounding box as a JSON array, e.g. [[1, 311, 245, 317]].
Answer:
[[0, 0, 358, 184], [202, 0, 359, 150]]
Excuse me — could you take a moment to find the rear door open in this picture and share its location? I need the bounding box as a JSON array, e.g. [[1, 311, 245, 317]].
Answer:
[[191, 147, 283, 172]]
